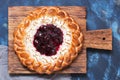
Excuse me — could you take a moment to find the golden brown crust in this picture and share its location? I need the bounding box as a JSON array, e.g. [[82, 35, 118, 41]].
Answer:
[[13, 7, 83, 74]]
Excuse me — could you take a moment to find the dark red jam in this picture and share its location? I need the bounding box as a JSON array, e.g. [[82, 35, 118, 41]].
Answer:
[[33, 24, 63, 56]]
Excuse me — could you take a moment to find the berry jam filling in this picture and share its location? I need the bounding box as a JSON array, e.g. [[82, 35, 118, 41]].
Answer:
[[33, 24, 63, 56]]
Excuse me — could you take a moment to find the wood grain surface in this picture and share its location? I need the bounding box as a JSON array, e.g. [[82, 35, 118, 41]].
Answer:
[[8, 6, 112, 74]]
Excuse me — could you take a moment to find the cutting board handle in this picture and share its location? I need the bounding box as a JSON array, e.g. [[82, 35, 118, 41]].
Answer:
[[84, 29, 112, 50]]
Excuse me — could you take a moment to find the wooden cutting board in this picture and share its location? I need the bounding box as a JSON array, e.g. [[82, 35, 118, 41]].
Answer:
[[8, 6, 112, 74]]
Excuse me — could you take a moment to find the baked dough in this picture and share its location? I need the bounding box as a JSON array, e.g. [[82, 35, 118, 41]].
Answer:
[[13, 7, 83, 74]]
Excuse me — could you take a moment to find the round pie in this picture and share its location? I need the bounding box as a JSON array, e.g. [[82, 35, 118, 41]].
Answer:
[[13, 7, 83, 74]]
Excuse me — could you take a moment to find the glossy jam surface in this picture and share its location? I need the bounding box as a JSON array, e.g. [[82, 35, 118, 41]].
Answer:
[[33, 24, 63, 56]]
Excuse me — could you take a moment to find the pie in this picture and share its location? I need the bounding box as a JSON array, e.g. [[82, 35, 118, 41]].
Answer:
[[13, 7, 83, 74]]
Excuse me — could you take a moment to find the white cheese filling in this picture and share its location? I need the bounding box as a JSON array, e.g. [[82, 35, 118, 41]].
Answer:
[[24, 16, 72, 65]]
